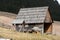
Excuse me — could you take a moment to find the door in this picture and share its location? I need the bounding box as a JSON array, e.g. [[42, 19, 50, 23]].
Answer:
[[44, 23, 52, 33]]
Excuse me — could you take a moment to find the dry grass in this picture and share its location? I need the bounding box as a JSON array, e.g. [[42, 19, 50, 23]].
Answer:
[[0, 27, 60, 40]]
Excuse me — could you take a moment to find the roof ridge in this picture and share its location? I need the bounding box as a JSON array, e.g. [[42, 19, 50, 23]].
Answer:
[[21, 6, 49, 9]]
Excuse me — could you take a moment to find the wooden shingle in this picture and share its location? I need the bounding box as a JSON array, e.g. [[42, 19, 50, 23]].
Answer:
[[12, 6, 49, 24]]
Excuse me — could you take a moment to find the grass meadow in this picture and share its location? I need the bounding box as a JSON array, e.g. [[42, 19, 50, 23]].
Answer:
[[0, 27, 60, 40]]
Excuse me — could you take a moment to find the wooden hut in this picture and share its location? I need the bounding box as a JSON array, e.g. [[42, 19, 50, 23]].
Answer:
[[12, 6, 53, 34]]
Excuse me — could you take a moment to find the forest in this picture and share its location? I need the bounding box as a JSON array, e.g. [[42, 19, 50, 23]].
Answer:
[[0, 0, 60, 21]]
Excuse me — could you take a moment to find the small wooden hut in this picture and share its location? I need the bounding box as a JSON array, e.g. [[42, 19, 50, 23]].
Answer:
[[12, 6, 53, 34]]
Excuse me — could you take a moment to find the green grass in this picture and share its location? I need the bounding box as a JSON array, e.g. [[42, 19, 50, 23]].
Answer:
[[0, 27, 60, 40]]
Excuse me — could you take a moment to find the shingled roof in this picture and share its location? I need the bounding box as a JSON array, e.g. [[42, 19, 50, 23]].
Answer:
[[12, 6, 49, 24]]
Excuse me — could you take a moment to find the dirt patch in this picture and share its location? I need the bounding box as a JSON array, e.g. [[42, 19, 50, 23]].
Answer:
[[52, 21, 60, 35]]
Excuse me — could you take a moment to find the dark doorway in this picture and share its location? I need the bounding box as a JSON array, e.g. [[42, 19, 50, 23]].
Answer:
[[44, 23, 52, 33], [16, 24, 20, 31]]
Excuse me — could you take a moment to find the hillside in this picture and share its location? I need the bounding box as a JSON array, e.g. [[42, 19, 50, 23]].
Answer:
[[53, 21, 60, 35], [0, 11, 16, 29]]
